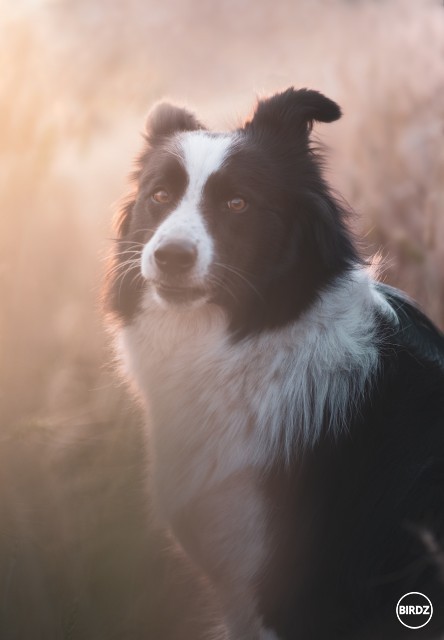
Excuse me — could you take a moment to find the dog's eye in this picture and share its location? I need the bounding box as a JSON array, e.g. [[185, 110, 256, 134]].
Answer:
[[227, 197, 247, 213], [151, 189, 171, 204]]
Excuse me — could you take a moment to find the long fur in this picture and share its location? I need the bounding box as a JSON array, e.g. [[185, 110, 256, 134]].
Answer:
[[105, 88, 444, 640]]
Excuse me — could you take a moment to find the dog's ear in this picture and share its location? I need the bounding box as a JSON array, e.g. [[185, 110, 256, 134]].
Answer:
[[145, 102, 205, 142], [245, 88, 341, 139]]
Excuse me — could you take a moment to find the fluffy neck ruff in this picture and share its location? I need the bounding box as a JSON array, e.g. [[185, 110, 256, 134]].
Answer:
[[119, 269, 390, 513]]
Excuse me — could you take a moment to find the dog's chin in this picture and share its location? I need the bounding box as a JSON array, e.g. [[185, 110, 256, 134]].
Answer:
[[152, 282, 209, 309]]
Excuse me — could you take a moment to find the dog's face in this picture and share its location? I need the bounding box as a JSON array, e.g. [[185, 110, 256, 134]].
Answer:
[[136, 129, 290, 310], [106, 88, 356, 334]]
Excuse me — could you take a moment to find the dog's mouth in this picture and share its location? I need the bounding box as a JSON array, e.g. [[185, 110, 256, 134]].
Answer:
[[154, 282, 207, 304]]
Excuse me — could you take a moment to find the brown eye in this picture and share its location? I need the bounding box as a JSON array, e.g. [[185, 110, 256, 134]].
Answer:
[[151, 189, 171, 204], [227, 197, 247, 213]]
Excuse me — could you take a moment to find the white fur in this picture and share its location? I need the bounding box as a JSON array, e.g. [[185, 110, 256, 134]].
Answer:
[[119, 268, 388, 517], [260, 630, 280, 640], [141, 131, 235, 288], [118, 267, 392, 639], [176, 469, 271, 639], [180, 130, 235, 195]]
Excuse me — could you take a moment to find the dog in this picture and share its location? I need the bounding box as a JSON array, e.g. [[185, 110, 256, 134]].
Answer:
[[104, 88, 444, 639]]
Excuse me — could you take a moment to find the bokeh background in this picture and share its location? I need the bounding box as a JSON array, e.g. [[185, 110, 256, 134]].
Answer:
[[0, 0, 443, 638]]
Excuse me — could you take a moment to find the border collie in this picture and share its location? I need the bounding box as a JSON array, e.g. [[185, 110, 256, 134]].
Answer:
[[104, 88, 444, 639]]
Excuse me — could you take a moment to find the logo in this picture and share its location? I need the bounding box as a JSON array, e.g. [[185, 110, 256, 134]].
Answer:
[[396, 592, 433, 629]]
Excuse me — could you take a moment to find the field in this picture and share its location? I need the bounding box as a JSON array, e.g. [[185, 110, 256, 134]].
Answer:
[[0, 0, 443, 637]]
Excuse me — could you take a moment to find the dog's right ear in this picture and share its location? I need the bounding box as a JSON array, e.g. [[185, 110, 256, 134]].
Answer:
[[145, 102, 205, 142]]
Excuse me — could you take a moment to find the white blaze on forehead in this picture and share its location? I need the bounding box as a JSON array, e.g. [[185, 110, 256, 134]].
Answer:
[[178, 130, 235, 197], [141, 131, 236, 283]]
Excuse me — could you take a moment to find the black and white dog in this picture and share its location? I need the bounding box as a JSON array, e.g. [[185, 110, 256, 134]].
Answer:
[[105, 88, 444, 639]]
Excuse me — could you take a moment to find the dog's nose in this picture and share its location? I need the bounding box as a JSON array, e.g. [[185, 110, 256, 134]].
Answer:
[[154, 240, 197, 274]]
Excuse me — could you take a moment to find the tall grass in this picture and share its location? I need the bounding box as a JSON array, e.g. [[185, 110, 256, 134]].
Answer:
[[1, 0, 443, 426]]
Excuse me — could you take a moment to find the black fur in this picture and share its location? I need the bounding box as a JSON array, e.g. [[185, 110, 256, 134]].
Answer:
[[246, 87, 342, 137], [210, 89, 355, 335], [103, 103, 201, 322], [259, 305, 444, 639], [145, 102, 204, 142], [105, 87, 358, 335], [105, 88, 444, 639]]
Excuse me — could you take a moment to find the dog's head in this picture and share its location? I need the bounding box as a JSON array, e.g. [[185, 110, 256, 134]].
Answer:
[[105, 88, 357, 335]]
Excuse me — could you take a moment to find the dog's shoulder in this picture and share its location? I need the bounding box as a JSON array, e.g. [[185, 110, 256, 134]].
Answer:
[[376, 282, 444, 370]]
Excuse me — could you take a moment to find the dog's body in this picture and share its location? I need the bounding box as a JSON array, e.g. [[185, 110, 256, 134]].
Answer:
[[105, 89, 444, 639]]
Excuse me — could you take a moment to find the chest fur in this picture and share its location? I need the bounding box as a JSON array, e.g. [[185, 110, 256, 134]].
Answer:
[[120, 305, 293, 517], [116, 273, 385, 639], [119, 277, 379, 517]]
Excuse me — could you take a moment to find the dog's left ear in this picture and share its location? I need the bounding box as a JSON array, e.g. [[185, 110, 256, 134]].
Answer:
[[245, 87, 341, 138]]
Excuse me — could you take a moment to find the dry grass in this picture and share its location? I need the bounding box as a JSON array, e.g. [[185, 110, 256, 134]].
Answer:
[[1, 0, 443, 426], [0, 0, 443, 637]]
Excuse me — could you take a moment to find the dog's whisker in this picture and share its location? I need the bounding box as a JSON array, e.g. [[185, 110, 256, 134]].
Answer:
[[208, 274, 239, 305], [102, 250, 141, 263], [106, 257, 141, 279], [114, 263, 142, 302], [214, 262, 263, 301]]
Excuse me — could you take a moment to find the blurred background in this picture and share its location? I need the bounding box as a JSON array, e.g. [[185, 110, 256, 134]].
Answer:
[[0, 0, 443, 638]]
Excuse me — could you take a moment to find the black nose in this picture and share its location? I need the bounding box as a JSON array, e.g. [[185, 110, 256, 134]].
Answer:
[[154, 240, 197, 274]]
